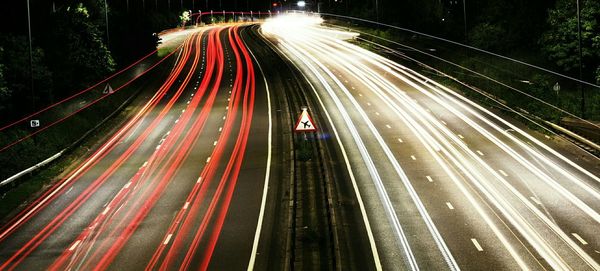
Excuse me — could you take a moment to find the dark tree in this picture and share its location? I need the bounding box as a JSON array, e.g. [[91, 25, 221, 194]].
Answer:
[[540, 0, 600, 83]]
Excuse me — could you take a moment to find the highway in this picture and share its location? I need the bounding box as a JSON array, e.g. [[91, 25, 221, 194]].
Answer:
[[0, 25, 277, 270], [260, 14, 600, 270], [2, 14, 600, 271]]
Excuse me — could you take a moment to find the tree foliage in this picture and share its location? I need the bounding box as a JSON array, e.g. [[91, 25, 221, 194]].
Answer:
[[540, 0, 600, 82], [47, 3, 115, 92], [0, 36, 53, 116]]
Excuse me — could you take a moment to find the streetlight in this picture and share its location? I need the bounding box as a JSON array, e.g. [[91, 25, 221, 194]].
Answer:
[[463, 0, 467, 41], [576, 0, 584, 118], [26, 0, 35, 110], [104, 0, 110, 48], [297, 1, 306, 7]]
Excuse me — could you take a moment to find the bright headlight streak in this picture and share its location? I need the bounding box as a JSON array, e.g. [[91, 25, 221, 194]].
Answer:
[[257, 31, 383, 270], [367, 42, 600, 189], [302, 31, 595, 266], [306, 33, 598, 269], [309, 36, 599, 268], [280, 40, 420, 271], [268, 14, 600, 269], [300, 36, 576, 270], [318, 31, 600, 220]]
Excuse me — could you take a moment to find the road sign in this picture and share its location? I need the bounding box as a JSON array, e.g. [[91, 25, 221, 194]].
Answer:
[[102, 83, 114, 94], [30, 120, 40, 128], [294, 108, 317, 132]]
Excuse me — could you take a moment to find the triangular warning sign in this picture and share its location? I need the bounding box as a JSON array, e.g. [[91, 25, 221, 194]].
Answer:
[[103, 83, 113, 94], [294, 109, 317, 132]]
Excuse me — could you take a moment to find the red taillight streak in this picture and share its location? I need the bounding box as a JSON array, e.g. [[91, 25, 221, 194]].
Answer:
[[0, 50, 158, 133], [88, 28, 225, 271], [155, 26, 244, 271], [0, 33, 198, 271], [184, 26, 256, 271]]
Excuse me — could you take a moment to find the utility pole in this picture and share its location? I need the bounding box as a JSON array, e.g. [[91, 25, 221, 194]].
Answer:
[[26, 0, 35, 110], [104, 0, 110, 48], [576, 0, 584, 118], [375, 0, 379, 22], [463, 0, 467, 42]]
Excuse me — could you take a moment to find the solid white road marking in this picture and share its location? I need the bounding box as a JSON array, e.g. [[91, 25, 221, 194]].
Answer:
[[69, 240, 81, 251], [426, 176, 434, 182], [163, 234, 173, 245], [572, 233, 588, 245], [471, 238, 483, 251], [446, 202, 454, 210]]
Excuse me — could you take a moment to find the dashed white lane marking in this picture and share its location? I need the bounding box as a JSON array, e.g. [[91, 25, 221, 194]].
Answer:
[[385, 124, 392, 129], [426, 176, 433, 182], [375, 112, 380, 116], [530, 197, 541, 205], [545, 135, 551, 139], [197, 177, 203, 183], [397, 138, 403, 143], [102, 206, 110, 216], [183, 202, 190, 210], [206, 157, 211, 163], [175, 119, 179, 124], [124, 182, 132, 189], [471, 238, 483, 251], [410, 155, 416, 160], [163, 234, 173, 245], [218, 127, 223, 132], [446, 202, 454, 210], [182, 109, 185, 113], [213, 141, 218, 146], [476, 150, 484, 156], [441, 120, 447, 125], [458, 134, 464, 139], [358, 93, 363, 97], [498, 170, 508, 177], [226, 106, 229, 110], [572, 233, 588, 245], [367, 102, 371, 106], [223, 116, 226, 120], [351, 86, 355, 90], [69, 240, 81, 251]]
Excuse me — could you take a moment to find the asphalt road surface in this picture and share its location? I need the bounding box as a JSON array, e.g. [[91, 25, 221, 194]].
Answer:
[[2, 15, 600, 271]]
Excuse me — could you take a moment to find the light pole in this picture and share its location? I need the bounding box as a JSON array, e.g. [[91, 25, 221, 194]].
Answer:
[[104, 0, 110, 48], [375, 0, 379, 22], [26, 0, 35, 110], [576, 0, 584, 118], [463, 0, 467, 42]]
